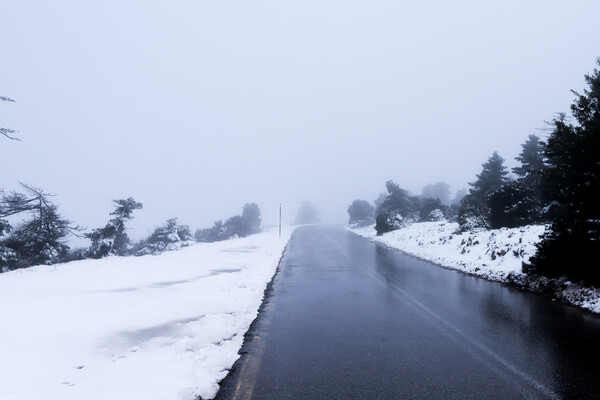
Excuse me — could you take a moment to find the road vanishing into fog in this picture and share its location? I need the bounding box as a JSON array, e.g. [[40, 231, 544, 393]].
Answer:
[[215, 225, 600, 399]]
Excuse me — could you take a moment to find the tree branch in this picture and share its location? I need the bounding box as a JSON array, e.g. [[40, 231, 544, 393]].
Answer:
[[0, 128, 19, 141], [1, 96, 19, 140]]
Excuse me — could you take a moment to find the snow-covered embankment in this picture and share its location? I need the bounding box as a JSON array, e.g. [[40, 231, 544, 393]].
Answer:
[[349, 222, 600, 314], [0, 226, 293, 400]]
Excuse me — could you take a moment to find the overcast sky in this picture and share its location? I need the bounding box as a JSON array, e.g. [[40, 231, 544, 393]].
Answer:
[[2, 0, 600, 245]]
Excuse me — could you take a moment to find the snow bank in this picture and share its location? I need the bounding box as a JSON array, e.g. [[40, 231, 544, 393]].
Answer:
[[0, 226, 293, 400], [349, 222, 600, 314], [351, 222, 543, 281]]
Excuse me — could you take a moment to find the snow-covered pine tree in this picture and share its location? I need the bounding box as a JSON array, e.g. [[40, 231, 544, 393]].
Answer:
[[6, 203, 71, 267], [134, 218, 193, 256], [0, 184, 77, 269], [86, 198, 143, 258]]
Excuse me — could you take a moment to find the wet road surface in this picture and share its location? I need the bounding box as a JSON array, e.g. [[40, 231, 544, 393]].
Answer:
[[215, 225, 600, 399]]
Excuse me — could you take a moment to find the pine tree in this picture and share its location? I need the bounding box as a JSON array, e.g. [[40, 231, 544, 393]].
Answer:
[[221, 203, 262, 238], [513, 134, 545, 187], [195, 220, 228, 243], [241, 203, 261, 235], [134, 218, 193, 256], [528, 59, 600, 284], [506, 134, 547, 225], [458, 152, 509, 231], [6, 204, 72, 267], [0, 184, 78, 269], [485, 136, 546, 229], [470, 151, 509, 199], [86, 198, 143, 258], [488, 181, 538, 229]]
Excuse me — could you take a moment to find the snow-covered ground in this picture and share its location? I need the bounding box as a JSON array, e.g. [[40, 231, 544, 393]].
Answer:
[[0, 226, 293, 400], [349, 222, 600, 314]]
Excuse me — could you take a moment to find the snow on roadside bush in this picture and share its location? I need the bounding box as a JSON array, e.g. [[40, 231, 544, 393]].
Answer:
[[134, 218, 195, 256]]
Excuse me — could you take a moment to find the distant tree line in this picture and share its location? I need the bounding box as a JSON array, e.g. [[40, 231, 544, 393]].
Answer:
[[347, 181, 464, 231], [194, 203, 261, 242], [347, 58, 600, 286], [0, 184, 263, 271]]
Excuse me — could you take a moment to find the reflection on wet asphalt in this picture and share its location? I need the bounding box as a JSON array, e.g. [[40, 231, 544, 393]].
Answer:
[[216, 225, 600, 400]]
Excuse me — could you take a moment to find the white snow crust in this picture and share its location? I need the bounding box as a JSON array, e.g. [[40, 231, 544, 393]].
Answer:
[[0, 226, 293, 400], [349, 222, 600, 314]]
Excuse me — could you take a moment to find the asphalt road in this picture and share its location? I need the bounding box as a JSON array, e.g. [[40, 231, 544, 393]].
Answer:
[[215, 225, 600, 399]]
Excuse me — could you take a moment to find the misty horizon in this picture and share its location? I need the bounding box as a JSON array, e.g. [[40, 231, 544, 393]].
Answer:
[[2, 1, 600, 245]]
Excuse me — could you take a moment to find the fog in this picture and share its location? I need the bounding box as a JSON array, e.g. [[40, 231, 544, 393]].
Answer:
[[2, 1, 600, 245]]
